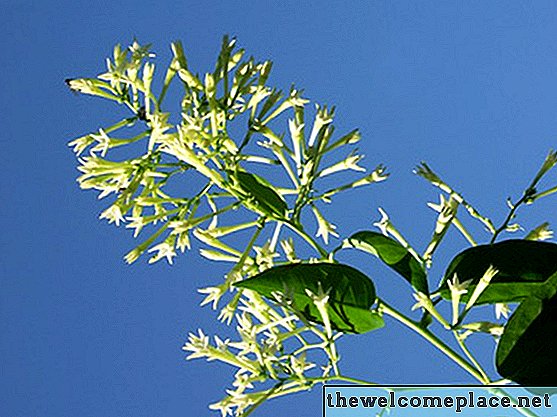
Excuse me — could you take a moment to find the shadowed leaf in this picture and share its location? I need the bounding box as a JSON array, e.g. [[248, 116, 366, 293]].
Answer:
[[438, 240, 557, 304], [235, 170, 288, 218], [496, 272, 557, 386], [341, 231, 428, 294]]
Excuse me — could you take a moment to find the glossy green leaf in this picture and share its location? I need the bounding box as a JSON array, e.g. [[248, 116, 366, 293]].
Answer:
[[342, 231, 428, 294], [496, 272, 557, 386], [234, 170, 288, 218], [234, 263, 384, 334], [438, 240, 557, 304]]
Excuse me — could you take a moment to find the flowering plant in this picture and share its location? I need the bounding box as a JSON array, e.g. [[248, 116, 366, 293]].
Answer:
[[67, 37, 557, 416]]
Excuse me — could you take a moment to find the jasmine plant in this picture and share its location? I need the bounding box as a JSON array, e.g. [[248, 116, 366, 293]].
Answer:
[[67, 37, 557, 416]]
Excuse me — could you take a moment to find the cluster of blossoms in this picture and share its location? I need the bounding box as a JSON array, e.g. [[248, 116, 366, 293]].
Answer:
[[68, 39, 387, 269], [69, 37, 557, 415], [68, 38, 387, 415], [184, 287, 341, 416]]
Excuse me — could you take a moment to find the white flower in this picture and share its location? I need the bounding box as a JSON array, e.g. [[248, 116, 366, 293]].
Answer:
[[99, 204, 125, 226], [495, 303, 511, 320], [124, 247, 143, 264], [308, 104, 334, 147], [253, 241, 279, 270], [218, 303, 237, 325], [312, 207, 339, 245], [525, 222, 554, 241], [182, 329, 210, 360], [319, 153, 366, 178], [148, 241, 176, 264], [373, 207, 390, 236], [68, 134, 94, 155], [198, 286, 225, 310], [447, 274, 471, 325], [427, 194, 446, 213], [306, 283, 332, 337], [288, 119, 304, 168], [280, 238, 297, 262], [464, 265, 498, 311], [412, 292, 451, 329], [176, 231, 191, 252], [89, 129, 111, 157], [288, 354, 316, 379], [125, 216, 145, 237], [447, 274, 471, 296]]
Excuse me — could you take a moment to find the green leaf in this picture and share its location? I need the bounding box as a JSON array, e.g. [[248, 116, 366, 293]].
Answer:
[[234, 263, 384, 334], [438, 239, 557, 304], [341, 231, 428, 294], [234, 170, 288, 218], [496, 272, 557, 386]]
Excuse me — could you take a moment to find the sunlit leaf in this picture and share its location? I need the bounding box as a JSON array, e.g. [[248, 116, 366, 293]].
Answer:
[[235, 263, 384, 334]]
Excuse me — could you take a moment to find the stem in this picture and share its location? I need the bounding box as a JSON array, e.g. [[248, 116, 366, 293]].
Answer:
[[490, 162, 545, 243], [269, 222, 283, 252], [377, 300, 486, 383], [189, 201, 241, 228], [273, 147, 299, 187], [453, 332, 490, 383], [284, 221, 328, 259], [103, 116, 138, 134], [329, 375, 378, 385], [452, 217, 477, 246], [490, 192, 530, 243], [242, 381, 285, 417], [532, 184, 557, 201], [237, 217, 266, 267]]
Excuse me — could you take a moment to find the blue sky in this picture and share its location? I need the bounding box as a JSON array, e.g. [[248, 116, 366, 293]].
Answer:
[[2, 1, 557, 416]]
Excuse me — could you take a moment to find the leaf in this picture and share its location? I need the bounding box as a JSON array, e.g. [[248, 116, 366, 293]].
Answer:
[[496, 272, 557, 386], [234, 263, 384, 334], [235, 170, 288, 218], [438, 239, 557, 304], [341, 231, 428, 294]]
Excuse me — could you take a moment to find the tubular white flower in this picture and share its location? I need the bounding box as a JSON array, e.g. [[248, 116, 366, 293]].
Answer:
[[464, 265, 498, 311], [312, 207, 338, 245], [318, 153, 366, 178], [373, 207, 390, 236], [147, 241, 176, 264], [198, 286, 225, 310], [99, 204, 125, 226], [495, 303, 511, 320], [447, 274, 471, 325]]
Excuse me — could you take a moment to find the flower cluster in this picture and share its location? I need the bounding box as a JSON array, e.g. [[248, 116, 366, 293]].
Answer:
[[68, 38, 386, 415], [68, 38, 386, 267], [183, 290, 339, 417]]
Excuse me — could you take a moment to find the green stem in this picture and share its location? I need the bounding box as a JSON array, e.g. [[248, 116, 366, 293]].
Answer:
[[269, 221, 283, 252], [284, 221, 328, 259], [237, 217, 266, 267], [453, 332, 490, 383], [242, 381, 285, 417], [103, 116, 138, 134], [452, 217, 477, 246], [329, 375, 378, 385], [377, 300, 486, 383], [532, 184, 557, 201], [189, 201, 241, 229], [490, 193, 529, 244]]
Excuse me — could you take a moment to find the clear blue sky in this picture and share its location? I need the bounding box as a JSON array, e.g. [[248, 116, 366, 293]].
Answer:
[[2, 1, 557, 416]]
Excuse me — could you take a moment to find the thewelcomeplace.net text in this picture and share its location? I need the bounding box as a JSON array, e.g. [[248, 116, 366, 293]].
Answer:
[[326, 390, 552, 414]]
